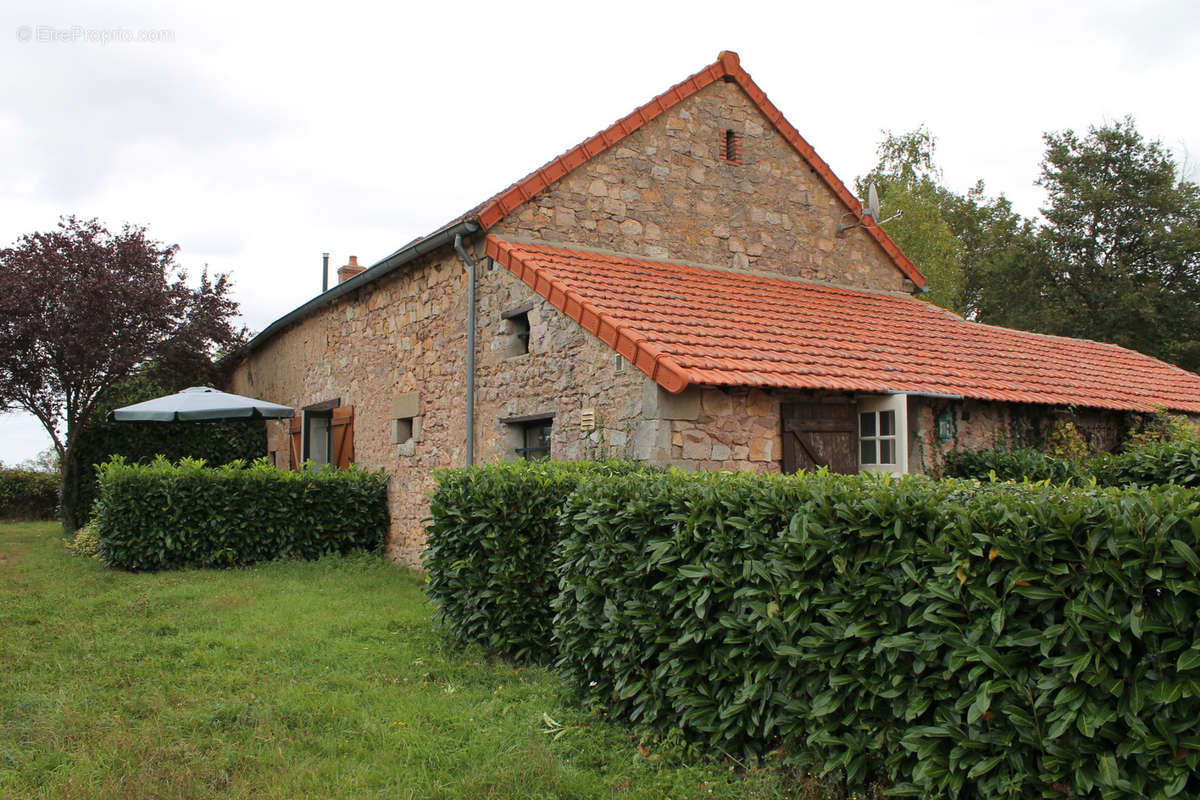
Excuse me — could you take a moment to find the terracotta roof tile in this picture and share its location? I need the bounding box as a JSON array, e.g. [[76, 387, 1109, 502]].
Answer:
[[486, 236, 1200, 413]]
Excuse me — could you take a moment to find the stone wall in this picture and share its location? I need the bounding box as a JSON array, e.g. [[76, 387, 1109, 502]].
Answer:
[[908, 397, 1128, 476], [473, 253, 648, 466], [491, 79, 910, 292], [229, 239, 654, 564], [231, 248, 471, 564]]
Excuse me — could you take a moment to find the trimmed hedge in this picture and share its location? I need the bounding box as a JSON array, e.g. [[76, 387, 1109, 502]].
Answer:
[[423, 460, 655, 663], [93, 457, 388, 570], [553, 470, 1200, 798], [74, 419, 266, 524], [0, 469, 59, 520], [944, 447, 1083, 484], [1093, 440, 1200, 488], [428, 463, 1200, 797], [946, 440, 1200, 488]]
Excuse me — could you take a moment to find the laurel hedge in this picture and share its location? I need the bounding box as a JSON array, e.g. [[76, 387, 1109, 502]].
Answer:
[[0, 469, 59, 520], [423, 459, 654, 663], [93, 457, 388, 570], [1093, 440, 1200, 488], [427, 463, 1200, 797], [554, 470, 1200, 798], [943, 447, 1083, 484], [945, 439, 1200, 488]]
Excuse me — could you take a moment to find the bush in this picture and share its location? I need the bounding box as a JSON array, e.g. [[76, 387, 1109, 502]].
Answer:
[[947, 440, 1200, 488], [73, 419, 266, 525], [1093, 439, 1200, 488], [0, 469, 59, 520], [423, 460, 654, 663], [554, 470, 1200, 798], [93, 457, 388, 570], [943, 447, 1083, 483], [68, 523, 101, 559]]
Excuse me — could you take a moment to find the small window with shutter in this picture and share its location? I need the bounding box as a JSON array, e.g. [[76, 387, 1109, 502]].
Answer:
[[291, 400, 354, 469]]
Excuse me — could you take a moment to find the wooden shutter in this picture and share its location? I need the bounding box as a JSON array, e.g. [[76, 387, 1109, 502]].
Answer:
[[781, 401, 858, 474], [331, 406, 354, 468], [288, 418, 303, 470]]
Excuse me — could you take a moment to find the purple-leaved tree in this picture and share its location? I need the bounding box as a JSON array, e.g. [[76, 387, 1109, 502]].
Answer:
[[0, 216, 244, 529]]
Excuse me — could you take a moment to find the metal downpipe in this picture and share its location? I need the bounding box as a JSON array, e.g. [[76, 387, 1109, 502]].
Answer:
[[454, 229, 479, 465]]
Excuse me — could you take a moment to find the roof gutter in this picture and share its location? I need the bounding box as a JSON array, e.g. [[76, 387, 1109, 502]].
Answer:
[[891, 391, 965, 401], [244, 219, 481, 354]]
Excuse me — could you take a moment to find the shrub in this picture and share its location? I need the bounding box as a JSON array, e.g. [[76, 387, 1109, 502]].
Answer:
[[943, 447, 1083, 483], [423, 460, 654, 663], [1124, 407, 1200, 449], [554, 469, 1200, 798], [1046, 418, 1093, 460], [1093, 439, 1200, 488], [0, 469, 59, 520], [92, 457, 388, 570], [947, 440, 1200, 488], [68, 523, 101, 559], [73, 419, 266, 525]]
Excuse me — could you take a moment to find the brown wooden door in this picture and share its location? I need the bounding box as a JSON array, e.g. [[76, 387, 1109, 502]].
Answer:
[[781, 401, 858, 474], [331, 406, 355, 468]]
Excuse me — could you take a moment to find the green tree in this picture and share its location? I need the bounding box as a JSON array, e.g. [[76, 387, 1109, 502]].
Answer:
[[1034, 117, 1200, 370], [857, 127, 966, 313], [942, 181, 1042, 327], [859, 121, 1200, 374]]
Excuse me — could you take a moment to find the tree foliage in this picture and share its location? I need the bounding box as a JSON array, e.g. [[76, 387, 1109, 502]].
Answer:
[[1034, 117, 1200, 370], [859, 119, 1200, 373], [857, 127, 966, 313], [0, 216, 245, 528]]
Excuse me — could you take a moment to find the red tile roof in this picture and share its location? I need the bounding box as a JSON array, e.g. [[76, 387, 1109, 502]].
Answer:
[[464, 51, 924, 289], [486, 236, 1200, 413]]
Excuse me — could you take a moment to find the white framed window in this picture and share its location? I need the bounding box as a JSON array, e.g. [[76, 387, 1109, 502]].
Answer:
[[857, 394, 908, 475]]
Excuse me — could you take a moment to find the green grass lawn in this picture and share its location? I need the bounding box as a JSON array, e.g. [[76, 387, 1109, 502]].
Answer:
[[0, 522, 810, 800]]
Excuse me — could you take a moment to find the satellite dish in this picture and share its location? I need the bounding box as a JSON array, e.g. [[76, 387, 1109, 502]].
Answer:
[[837, 182, 903, 236], [866, 183, 881, 220]]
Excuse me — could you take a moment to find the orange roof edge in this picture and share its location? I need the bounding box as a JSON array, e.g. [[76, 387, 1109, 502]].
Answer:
[[473, 51, 925, 289], [485, 236, 692, 394], [482, 238, 1200, 413]]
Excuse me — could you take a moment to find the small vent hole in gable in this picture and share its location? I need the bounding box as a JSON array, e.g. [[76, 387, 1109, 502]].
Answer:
[[720, 129, 742, 163]]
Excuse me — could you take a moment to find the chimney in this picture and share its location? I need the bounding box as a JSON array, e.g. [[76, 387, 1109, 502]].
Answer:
[[337, 255, 365, 284]]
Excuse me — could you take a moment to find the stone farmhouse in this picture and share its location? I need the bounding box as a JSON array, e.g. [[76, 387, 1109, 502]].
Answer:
[[228, 51, 1200, 563]]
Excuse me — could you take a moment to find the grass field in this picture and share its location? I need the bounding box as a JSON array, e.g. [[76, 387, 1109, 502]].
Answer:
[[0, 522, 814, 800]]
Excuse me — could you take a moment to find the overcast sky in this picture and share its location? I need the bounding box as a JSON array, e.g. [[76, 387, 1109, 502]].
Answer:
[[2, 0, 1198, 465]]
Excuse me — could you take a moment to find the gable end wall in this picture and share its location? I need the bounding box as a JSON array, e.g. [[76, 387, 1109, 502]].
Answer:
[[492, 79, 907, 292]]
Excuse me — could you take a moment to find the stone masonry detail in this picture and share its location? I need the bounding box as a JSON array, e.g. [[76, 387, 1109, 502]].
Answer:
[[492, 80, 907, 291]]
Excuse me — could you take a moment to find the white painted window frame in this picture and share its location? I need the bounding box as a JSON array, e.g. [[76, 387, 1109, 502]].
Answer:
[[856, 394, 908, 475]]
